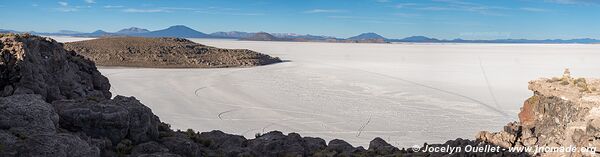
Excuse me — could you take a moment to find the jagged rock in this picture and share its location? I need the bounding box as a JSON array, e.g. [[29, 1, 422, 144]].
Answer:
[[160, 135, 203, 157], [368, 137, 400, 154], [197, 130, 246, 154], [478, 73, 600, 156], [0, 94, 59, 136], [53, 95, 160, 145], [476, 131, 517, 148], [0, 34, 111, 102], [17, 133, 100, 157], [0, 130, 18, 156], [130, 141, 170, 156], [300, 136, 328, 155], [326, 139, 361, 154], [136, 152, 182, 157], [0, 94, 100, 157], [246, 131, 305, 156]]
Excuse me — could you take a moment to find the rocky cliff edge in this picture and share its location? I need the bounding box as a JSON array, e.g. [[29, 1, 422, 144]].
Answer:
[[478, 69, 600, 156]]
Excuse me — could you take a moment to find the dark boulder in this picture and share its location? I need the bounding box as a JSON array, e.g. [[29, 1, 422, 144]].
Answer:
[[368, 137, 399, 154], [17, 133, 100, 157], [131, 141, 170, 156], [197, 130, 247, 155], [0, 94, 59, 136], [160, 135, 203, 157], [53, 96, 160, 145], [0, 34, 111, 102], [326, 139, 356, 153]]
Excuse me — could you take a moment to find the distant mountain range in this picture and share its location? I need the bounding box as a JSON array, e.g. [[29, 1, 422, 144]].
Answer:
[[209, 31, 255, 39], [348, 33, 386, 40], [116, 27, 150, 34], [4, 25, 599, 44], [132, 25, 210, 38]]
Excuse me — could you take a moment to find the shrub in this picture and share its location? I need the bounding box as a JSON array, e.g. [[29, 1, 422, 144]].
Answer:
[[181, 128, 212, 147], [255, 132, 262, 138], [158, 122, 171, 131]]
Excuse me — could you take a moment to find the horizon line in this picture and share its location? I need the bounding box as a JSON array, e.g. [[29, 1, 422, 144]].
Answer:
[[2, 25, 599, 41]]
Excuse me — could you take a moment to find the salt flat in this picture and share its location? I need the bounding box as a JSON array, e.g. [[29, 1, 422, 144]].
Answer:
[[54, 36, 600, 147]]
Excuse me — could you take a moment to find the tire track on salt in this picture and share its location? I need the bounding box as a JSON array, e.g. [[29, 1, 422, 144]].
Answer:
[[307, 61, 510, 117]]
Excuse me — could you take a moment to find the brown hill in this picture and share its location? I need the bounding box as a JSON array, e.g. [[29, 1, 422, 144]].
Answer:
[[241, 32, 283, 41], [64, 37, 282, 68]]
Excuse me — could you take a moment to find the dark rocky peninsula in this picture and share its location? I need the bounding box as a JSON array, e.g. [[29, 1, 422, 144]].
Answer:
[[63, 37, 282, 68]]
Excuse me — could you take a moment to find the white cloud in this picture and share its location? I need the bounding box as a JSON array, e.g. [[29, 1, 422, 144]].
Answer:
[[55, 1, 81, 12], [195, 10, 264, 16], [328, 15, 414, 25], [375, 0, 391, 2], [545, 0, 600, 5], [193, 7, 262, 16], [414, 0, 509, 16], [76, 5, 92, 9], [416, 6, 453, 11], [55, 8, 78, 12], [395, 3, 417, 8], [58, 1, 68, 6], [303, 9, 345, 14], [84, 0, 96, 4], [119, 6, 260, 15], [393, 13, 420, 17], [122, 8, 169, 13], [104, 5, 124, 8], [520, 7, 550, 12], [159, 7, 196, 11]]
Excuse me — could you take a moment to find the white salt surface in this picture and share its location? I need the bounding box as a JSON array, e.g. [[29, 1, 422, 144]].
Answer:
[[54, 37, 600, 147]]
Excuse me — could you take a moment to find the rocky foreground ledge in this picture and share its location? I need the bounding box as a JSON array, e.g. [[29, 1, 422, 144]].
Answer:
[[64, 36, 282, 68], [478, 70, 600, 156], [0, 33, 595, 157]]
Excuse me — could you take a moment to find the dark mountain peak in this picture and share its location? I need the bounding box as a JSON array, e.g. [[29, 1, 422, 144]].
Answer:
[[166, 25, 193, 30], [398, 36, 439, 42], [116, 27, 150, 34], [209, 31, 255, 39], [361, 32, 381, 36], [403, 36, 428, 39], [242, 32, 280, 41], [254, 32, 276, 38], [134, 25, 209, 38], [348, 32, 386, 40], [92, 30, 108, 34], [57, 30, 82, 35], [160, 25, 201, 34]]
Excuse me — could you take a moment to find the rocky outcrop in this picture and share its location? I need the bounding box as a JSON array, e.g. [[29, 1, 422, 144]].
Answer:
[[0, 94, 59, 135], [17, 133, 101, 157], [53, 95, 160, 145], [0, 94, 100, 157], [64, 37, 282, 68], [0, 34, 111, 102], [478, 69, 600, 156]]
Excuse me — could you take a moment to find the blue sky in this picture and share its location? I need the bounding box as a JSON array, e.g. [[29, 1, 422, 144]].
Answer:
[[0, 0, 599, 39]]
